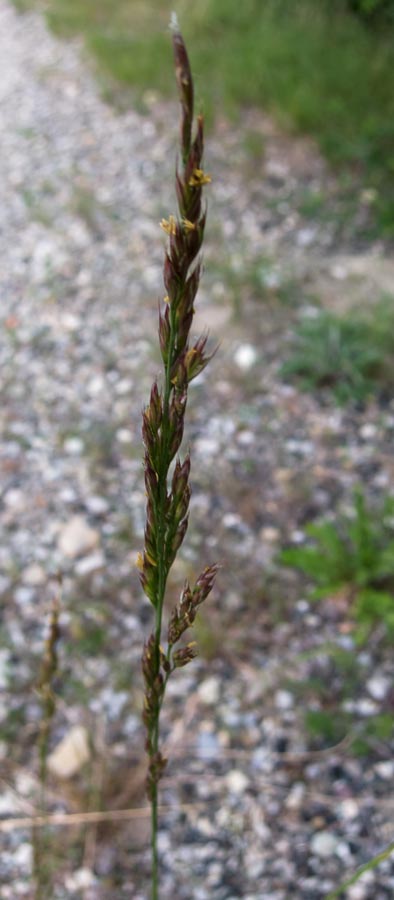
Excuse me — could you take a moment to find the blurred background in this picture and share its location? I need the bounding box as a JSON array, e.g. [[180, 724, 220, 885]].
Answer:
[[1, 1, 394, 898]]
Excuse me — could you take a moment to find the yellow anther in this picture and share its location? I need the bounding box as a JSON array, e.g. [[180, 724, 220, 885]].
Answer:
[[160, 215, 177, 235], [136, 552, 144, 572], [188, 168, 212, 187]]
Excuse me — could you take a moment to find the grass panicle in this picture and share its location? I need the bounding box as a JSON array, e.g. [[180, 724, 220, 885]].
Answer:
[[138, 22, 217, 899]]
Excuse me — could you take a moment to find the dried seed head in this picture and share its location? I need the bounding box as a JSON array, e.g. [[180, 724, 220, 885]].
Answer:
[[173, 642, 198, 668], [172, 28, 194, 162], [141, 633, 156, 686], [146, 383, 163, 432], [193, 563, 220, 606], [37, 597, 60, 698], [171, 455, 191, 502], [146, 750, 168, 799]]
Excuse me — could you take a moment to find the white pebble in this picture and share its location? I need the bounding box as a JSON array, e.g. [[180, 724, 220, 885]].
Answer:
[[360, 423, 377, 440], [85, 495, 109, 515], [226, 769, 249, 794], [115, 378, 133, 395], [198, 677, 220, 705], [367, 675, 390, 701], [275, 690, 294, 710], [116, 428, 133, 443], [234, 344, 258, 371], [311, 831, 339, 858], [12, 843, 32, 872], [375, 761, 394, 780], [64, 436, 84, 455], [75, 552, 105, 576], [285, 782, 305, 810], [22, 563, 46, 586], [58, 516, 100, 559], [65, 868, 95, 891], [339, 799, 359, 821]]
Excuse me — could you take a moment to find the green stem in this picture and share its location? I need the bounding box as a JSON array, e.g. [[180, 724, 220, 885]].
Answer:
[[34, 724, 50, 899], [149, 301, 178, 900], [151, 783, 159, 900], [324, 840, 394, 900]]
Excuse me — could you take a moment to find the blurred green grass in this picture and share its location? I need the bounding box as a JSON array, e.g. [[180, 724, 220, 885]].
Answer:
[[15, 0, 394, 235]]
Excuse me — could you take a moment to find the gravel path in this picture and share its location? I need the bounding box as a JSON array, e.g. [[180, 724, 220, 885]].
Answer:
[[1, 3, 393, 898]]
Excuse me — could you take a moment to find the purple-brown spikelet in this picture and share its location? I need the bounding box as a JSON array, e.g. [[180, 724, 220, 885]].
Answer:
[[138, 23, 218, 890]]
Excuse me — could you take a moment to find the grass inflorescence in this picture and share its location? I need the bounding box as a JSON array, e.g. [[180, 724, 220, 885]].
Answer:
[[137, 20, 217, 898]]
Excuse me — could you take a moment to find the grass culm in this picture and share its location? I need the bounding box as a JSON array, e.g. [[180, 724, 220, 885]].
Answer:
[[137, 19, 218, 899]]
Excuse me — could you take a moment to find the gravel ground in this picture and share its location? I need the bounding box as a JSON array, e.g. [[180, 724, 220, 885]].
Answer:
[[0, 2, 393, 898]]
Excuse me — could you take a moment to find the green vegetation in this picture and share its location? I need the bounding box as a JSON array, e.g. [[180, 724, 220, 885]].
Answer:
[[208, 254, 303, 320], [14, 0, 394, 235], [281, 490, 394, 641], [281, 298, 394, 404]]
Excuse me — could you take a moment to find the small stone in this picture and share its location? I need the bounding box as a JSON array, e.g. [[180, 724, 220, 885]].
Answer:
[[4, 488, 25, 510], [222, 512, 244, 530], [115, 378, 133, 395], [48, 726, 90, 779], [336, 841, 352, 862], [64, 436, 84, 455], [311, 831, 339, 858], [285, 782, 305, 810], [22, 564, 46, 586], [290, 529, 305, 544], [286, 439, 314, 456], [339, 799, 359, 821], [85, 496, 109, 516], [65, 868, 95, 891], [225, 770, 249, 794], [12, 843, 32, 871], [61, 313, 81, 332], [0, 789, 20, 816], [357, 698, 378, 716], [14, 586, 35, 606], [116, 428, 133, 443], [225, 591, 243, 611], [87, 375, 106, 396], [15, 772, 36, 797], [275, 690, 294, 710], [194, 436, 219, 457], [375, 761, 394, 780], [236, 429, 255, 446], [198, 676, 220, 705], [74, 552, 105, 577], [261, 527, 280, 543], [58, 516, 100, 559], [331, 264, 348, 280], [59, 487, 78, 504], [297, 227, 316, 247], [366, 675, 390, 701], [196, 730, 220, 760], [360, 423, 377, 440], [348, 881, 372, 900], [234, 344, 258, 371]]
